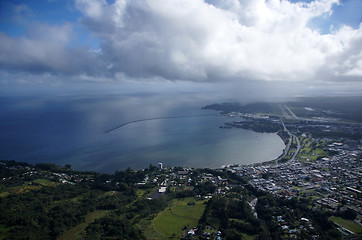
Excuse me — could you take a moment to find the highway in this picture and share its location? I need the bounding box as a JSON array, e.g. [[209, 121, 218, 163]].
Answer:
[[280, 120, 301, 162], [291, 134, 301, 161]]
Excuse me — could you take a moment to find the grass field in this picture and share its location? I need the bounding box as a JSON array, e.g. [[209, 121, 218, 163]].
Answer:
[[171, 203, 205, 219], [33, 178, 59, 187], [57, 210, 109, 240], [330, 216, 362, 234], [137, 188, 156, 198], [0, 178, 59, 198], [241, 233, 257, 240], [297, 141, 328, 162], [0, 192, 10, 198], [0, 184, 41, 196], [151, 198, 206, 239], [154, 208, 193, 238], [137, 219, 164, 240]]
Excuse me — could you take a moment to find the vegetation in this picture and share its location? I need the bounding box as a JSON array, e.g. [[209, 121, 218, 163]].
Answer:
[[58, 210, 109, 240], [226, 118, 282, 133], [0, 160, 358, 239], [199, 196, 263, 239], [0, 161, 140, 239], [85, 217, 145, 240], [202, 102, 273, 114], [153, 198, 206, 239]]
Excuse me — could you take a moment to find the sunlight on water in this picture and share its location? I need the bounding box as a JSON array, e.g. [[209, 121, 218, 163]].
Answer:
[[0, 93, 285, 173]]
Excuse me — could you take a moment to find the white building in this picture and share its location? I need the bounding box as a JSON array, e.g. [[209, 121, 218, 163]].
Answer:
[[158, 162, 163, 170]]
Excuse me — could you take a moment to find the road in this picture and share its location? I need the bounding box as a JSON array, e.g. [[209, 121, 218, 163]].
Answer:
[[280, 120, 301, 162], [277, 104, 301, 161], [277, 120, 293, 160], [291, 134, 301, 161]]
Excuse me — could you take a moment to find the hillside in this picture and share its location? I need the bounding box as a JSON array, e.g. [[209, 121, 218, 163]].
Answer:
[[1, 160, 358, 240]]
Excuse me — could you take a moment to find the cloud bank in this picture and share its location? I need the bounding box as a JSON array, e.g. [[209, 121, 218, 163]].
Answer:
[[1, 0, 362, 91]]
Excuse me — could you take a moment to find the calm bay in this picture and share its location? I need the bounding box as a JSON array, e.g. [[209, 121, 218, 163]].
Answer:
[[0, 93, 285, 173]]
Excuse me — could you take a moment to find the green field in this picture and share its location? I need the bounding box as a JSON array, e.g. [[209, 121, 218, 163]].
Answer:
[[241, 233, 257, 240], [151, 198, 206, 239], [0, 178, 59, 198], [330, 216, 362, 234], [0, 192, 10, 198], [57, 210, 109, 240], [33, 178, 59, 187], [297, 136, 328, 162], [0, 184, 41, 196], [137, 188, 156, 198]]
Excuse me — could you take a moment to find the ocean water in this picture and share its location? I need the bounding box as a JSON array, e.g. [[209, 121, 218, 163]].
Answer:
[[0, 93, 285, 173]]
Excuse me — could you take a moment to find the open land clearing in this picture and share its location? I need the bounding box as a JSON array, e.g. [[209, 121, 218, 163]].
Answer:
[[57, 210, 109, 240], [148, 198, 206, 239]]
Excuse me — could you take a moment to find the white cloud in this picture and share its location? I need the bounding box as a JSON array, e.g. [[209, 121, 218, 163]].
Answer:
[[72, 0, 362, 84], [0, 0, 361, 95], [0, 22, 102, 75], [324, 24, 362, 77], [75, 0, 106, 19]]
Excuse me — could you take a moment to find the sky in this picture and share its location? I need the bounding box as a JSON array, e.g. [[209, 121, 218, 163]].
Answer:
[[0, 0, 362, 100]]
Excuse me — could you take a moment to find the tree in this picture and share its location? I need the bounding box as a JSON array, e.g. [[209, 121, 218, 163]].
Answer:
[[341, 209, 357, 220], [65, 164, 72, 169], [148, 164, 157, 171]]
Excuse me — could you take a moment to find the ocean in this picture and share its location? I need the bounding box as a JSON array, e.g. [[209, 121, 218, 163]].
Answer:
[[0, 93, 285, 173]]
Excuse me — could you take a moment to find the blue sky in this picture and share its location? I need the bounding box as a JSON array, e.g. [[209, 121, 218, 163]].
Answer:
[[308, 0, 362, 33], [0, 0, 362, 98], [1, 0, 361, 47], [0, 0, 100, 48]]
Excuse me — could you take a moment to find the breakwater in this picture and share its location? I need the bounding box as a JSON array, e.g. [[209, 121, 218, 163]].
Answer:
[[105, 114, 217, 133]]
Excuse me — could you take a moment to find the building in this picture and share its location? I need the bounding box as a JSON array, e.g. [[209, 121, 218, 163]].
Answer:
[[158, 162, 163, 170]]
